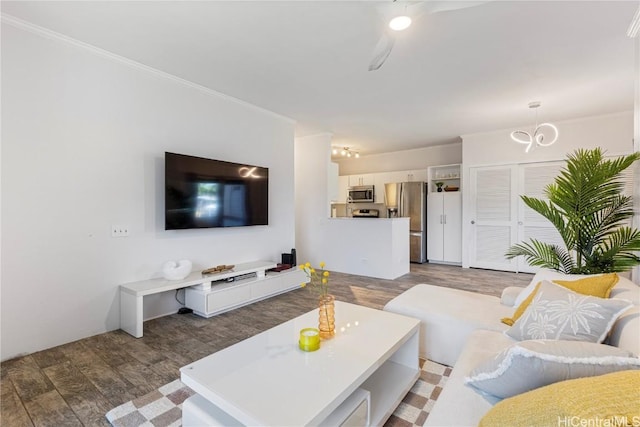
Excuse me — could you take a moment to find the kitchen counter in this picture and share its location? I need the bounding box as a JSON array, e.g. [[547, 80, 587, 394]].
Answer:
[[320, 217, 410, 280]]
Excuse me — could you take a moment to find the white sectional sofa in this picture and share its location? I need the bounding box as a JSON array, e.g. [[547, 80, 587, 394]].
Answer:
[[383, 269, 640, 426]]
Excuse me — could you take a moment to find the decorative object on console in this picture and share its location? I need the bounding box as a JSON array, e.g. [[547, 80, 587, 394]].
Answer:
[[435, 182, 444, 192], [510, 101, 558, 153], [161, 260, 193, 280], [505, 280, 633, 343], [281, 248, 297, 266], [444, 185, 459, 192], [506, 148, 640, 274], [300, 261, 335, 339], [464, 340, 640, 399], [201, 264, 234, 275]]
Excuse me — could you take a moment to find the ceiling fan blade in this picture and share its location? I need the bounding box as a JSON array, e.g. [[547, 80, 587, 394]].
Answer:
[[368, 32, 396, 71]]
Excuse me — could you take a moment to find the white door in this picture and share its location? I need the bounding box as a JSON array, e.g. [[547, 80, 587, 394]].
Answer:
[[469, 166, 518, 271], [443, 192, 462, 263], [427, 193, 445, 262], [516, 162, 565, 273]]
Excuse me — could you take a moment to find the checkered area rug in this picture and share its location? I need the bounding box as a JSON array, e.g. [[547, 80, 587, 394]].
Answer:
[[105, 359, 451, 427]]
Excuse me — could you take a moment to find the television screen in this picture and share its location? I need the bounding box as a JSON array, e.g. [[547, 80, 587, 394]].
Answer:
[[165, 152, 268, 230]]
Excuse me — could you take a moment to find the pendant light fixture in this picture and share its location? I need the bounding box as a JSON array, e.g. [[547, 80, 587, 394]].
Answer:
[[511, 101, 559, 153]]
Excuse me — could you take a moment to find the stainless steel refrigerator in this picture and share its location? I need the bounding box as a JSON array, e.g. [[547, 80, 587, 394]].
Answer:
[[384, 182, 427, 263]]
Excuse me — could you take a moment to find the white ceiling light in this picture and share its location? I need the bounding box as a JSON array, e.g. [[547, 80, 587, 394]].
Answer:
[[510, 101, 559, 153], [389, 15, 412, 31]]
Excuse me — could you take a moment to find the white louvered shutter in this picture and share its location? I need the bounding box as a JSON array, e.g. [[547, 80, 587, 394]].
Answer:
[[469, 166, 517, 271], [516, 162, 565, 273]]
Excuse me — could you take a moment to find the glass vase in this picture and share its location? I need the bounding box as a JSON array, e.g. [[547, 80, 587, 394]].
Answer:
[[318, 294, 336, 339]]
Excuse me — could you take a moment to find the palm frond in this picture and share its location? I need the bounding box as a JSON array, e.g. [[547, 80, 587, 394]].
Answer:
[[505, 239, 574, 273]]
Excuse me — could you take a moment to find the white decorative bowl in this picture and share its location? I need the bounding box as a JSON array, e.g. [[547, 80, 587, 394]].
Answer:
[[162, 260, 193, 280]]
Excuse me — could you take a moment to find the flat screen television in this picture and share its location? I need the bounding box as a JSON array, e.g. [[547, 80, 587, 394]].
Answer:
[[165, 152, 268, 230]]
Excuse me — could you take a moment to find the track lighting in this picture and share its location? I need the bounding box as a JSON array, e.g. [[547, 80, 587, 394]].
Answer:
[[332, 147, 360, 159]]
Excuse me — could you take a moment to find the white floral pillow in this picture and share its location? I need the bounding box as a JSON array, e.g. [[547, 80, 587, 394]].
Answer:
[[506, 280, 633, 343]]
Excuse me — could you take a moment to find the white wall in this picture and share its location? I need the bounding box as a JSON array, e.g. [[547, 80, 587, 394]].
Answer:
[[460, 111, 635, 269], [462, 111, 634, 167], [337, 142, 462, 175], [633, 36, 640, 284], [1, 22, 296, 360], [294, 133, 332, 266]]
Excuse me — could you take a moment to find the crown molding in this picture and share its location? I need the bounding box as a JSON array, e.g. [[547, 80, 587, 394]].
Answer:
[[1, 13, 296, 125]]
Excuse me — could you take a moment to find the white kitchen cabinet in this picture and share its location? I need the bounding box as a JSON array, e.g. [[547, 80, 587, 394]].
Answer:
[[373, 173, 391, 203], [349, 174, 374, 186], [406, 169, 428, 182], [427, 192, 462, 264], [337, 175, 349, 204]]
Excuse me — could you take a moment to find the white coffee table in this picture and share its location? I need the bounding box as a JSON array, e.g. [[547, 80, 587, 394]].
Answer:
[[180, 301, 420, 426]]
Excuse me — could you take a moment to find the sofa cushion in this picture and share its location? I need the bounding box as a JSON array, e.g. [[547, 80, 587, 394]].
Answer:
[[383, 284, 513, 366], [478, 370, 640, 427], [514, 269, 620, 307], [464, 340, 640, 399], [610, 275, 640, 305], [607, 305, 640, 355], [502, 274, 620, 326], [424, 330, 514, 427], [506, 281, 633, 343]]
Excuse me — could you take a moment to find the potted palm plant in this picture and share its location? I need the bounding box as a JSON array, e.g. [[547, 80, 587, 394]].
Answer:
[[506, 148, 640, 274]]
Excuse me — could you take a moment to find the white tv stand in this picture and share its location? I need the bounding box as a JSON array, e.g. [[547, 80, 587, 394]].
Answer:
[[120, 261, 306, 338], [185, 265, 307, 318]]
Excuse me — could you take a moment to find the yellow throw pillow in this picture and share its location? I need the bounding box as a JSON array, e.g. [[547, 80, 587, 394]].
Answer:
[[501, 282, 541, 326], [554, 273, 619, 298], [501, 273, 619, 326], [479, 370, 640, 427]]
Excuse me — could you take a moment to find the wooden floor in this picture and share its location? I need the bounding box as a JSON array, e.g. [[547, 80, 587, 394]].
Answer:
[[1, 263, 532, 427]]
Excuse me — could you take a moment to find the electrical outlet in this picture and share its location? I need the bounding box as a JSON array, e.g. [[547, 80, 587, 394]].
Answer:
[[111, 225, 130, 237]]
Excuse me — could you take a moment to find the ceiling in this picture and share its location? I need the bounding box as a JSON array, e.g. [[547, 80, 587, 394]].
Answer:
[[2, 1, 638, 156]]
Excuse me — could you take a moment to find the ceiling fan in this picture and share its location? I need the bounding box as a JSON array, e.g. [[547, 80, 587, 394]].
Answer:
[[369, 1, 493, 71]]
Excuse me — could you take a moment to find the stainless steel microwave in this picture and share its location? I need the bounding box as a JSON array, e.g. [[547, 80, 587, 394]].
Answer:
[[348, 185, 375, 203]]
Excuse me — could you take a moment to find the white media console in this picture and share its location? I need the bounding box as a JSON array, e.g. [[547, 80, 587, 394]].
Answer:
[[120, 261, 307, 337]]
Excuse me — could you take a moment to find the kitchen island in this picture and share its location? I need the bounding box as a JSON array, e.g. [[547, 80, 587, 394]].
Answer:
[[321, 217, 409, 280]]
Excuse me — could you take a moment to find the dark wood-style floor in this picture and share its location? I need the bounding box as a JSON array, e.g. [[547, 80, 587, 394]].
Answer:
[[1, 263, 532, 427]]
